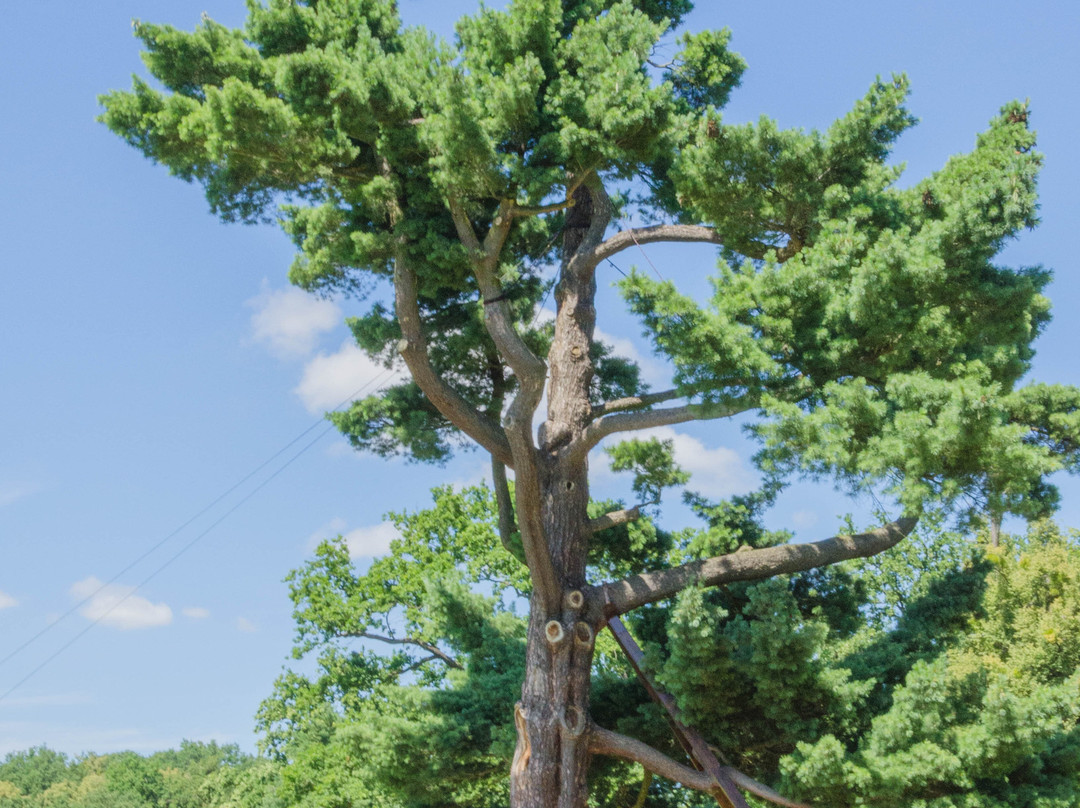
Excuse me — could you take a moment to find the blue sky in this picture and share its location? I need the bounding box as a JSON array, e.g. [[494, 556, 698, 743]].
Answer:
[[1, 1, 1077, 757]]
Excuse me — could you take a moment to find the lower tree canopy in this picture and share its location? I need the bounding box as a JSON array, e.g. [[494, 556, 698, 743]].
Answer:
[[252, 488, 1080, 808]]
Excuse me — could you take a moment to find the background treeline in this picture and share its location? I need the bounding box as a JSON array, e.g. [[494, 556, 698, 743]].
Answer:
[[0, 741, 281, 808]]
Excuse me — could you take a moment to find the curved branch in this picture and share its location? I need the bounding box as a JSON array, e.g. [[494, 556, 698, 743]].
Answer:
[[587, 224, 724, 267], [448, 198, 546, 391], [349, 631, 462, 670], [597, 517, 918, 617], [570, 398, 755, 464], [393, 259, 513, 466], [491, 456, 519, 556], [511, 198, 574, 217], [723, 768, 811, 808], [589, 504, 645, 533], [589, 726, 809, 808], [590, 389, 684, 418], [589, 724, 716, 794]]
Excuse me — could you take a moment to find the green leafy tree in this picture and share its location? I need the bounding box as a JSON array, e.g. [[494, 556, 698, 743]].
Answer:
[[101, 2, 1080, 805], [0, 747, 71, 799]]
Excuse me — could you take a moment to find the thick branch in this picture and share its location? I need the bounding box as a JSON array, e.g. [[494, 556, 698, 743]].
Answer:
[[588, 224, 724, 268], [589, 724, 715, 794], [570, 398, 755, 464], [448, 198, 547, 401], [350, 631, 463, 670], [590, 389, 684, 418], [393, 260, 512, 466], [588, 505, 645, 533], [563, 179, 615, 277], [511, 198, 574, 217], [723, 770, 811, 808], [590, 726, 808, 808], [598, 517, 918, 616], [491, 456, 519, 556]]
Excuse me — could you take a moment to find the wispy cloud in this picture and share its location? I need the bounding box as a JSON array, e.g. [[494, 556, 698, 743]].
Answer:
[[0, 691, 90, 709], [69, 577, 172, 630], [235, 617, 257, 633], [596, 426, 756, 501], [0, 590, 17, 610], [246, 283, 341, 359], [294, 340, 401, 413], [343, 522, 401, 559], [0, 721, 181, 757], [181, 607, 210, 619], [0, 483, 38, 509], [304, 517, 348, 552]]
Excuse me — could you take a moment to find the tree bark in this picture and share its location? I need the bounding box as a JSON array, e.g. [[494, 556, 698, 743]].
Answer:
[[510, 182, 609, 808]]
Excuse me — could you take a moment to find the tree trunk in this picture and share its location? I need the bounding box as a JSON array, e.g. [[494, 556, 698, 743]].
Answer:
[[510, 183, 605, 808], [510, 471, 595, 808]]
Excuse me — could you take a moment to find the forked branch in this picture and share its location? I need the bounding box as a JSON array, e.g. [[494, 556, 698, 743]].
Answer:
[[597, 517, 918, 616], [589, 724, 717, 794], [587, 224, 724, 268], [448, 198, 546, 391], [590, 389, 684, 418], [591, 725, 810, 808], [588, 504, 646, 533], [570, 398, 756, 464], [349, 631, 462, 670], [393, 259, 513, 466]]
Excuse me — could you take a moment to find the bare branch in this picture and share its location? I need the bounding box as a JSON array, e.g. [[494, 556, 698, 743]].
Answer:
[[349, 631, 463, 670], [595, 517, 918, 617], [449, 197, 546, 392], [590, 389, 684, 418], [393, 259, 513, 466], [588, 505, 645, 533], [399, 654, 441, 675], [587, 224, 724, 268], [723, 769, 811, 808], [491, 456, 519, 556], [589, 724, 716, 794], [511, 198, 575, 217], [570, 398, 755, 464]]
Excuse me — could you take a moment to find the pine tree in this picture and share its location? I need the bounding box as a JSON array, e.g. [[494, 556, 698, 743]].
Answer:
[[101, 2, 1080, 805]]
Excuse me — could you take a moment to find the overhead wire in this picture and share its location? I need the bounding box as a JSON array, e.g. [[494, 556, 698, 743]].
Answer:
[[0, 368, 395, 700], [0, 218, 669, 702]]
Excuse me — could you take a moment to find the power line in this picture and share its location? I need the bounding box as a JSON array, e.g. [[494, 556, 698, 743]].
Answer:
[[0, 415, 356, 705], [0, 369, 395, 675]]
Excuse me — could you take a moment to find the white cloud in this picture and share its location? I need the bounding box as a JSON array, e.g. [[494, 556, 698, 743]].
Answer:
[[304, 517, 348, 552], [294, 340, 401, 413], [181, 607, 210, 619], [593, 324, 670, 388], [247, 283, 341, 358], [236, 617, 257, 633], [69, 577, 172, 630], [0, 483, 37, 509], [596, 426, 755, 501], [344, 522, 401, 558], [0, 691, 90, 709], [791, 510, 819, 530], [0, 590, 17, 610], [0, 722, 177, 757]]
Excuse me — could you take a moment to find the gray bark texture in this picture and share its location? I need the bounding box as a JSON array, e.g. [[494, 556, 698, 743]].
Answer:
[[392, 180, 917, 808]]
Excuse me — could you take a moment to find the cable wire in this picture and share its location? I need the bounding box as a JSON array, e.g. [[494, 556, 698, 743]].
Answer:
[[0, 368, 395, 674]]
